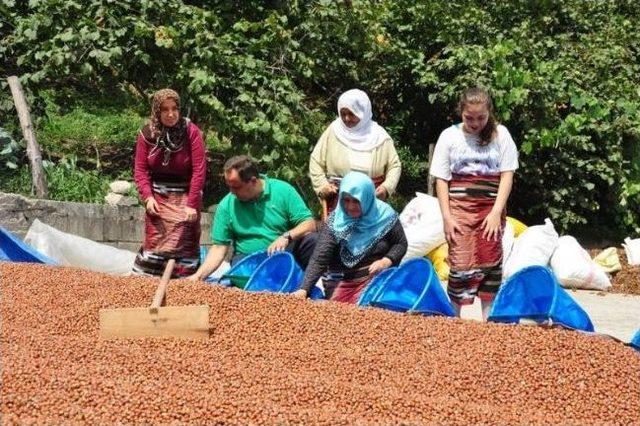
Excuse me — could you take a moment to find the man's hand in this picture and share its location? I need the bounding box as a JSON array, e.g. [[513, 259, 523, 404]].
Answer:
[[268, 235, 289, 255], [186, 271, 202, 282]]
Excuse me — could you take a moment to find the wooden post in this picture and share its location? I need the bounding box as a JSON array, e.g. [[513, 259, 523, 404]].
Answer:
[[7, 76, 48, 198], [427, 143, 435, 196], [320, 198, 328, 222]]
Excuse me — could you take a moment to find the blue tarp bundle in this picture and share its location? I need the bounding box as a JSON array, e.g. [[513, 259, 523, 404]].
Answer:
[[0, 226, 56, 264], [245, 252, 304, 293], [207, 251, 324, 299], [630, 329, 640, 352], [357, 267, 396, 307], [489, 266, 594, 332], [360, 258, 455, 317], [205, 251, 269, 287]]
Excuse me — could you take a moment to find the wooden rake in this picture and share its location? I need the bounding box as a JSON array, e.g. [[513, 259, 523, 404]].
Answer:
[[99, 259, 210, 339]]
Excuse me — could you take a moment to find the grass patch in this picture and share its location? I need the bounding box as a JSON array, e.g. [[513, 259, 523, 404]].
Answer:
[[42, 156, 111, 203], [0, 167, 32, 196], [37, 106, 144, 157], [0, 158, 112, 204]]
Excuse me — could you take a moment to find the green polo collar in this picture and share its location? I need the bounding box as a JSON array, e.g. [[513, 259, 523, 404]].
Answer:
[[259, 174, 271, 199]]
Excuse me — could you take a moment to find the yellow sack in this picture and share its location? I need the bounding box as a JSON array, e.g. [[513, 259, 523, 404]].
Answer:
[[427, 243, 449, 282], [593, 247, 622, 274], [506, 216, 528, 237]]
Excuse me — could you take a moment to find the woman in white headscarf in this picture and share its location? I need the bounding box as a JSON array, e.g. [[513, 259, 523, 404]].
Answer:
[[309, 89, 401, 214]]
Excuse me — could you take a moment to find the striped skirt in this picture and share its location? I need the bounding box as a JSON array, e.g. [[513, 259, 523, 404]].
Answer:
[[330, 275, 374, 305], [326, 265, 374, 304], [132, 182, 201, 278], [447, 174, 504, 305]]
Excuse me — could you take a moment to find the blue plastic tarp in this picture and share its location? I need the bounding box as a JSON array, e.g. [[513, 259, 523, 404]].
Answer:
[[489, 266, 594, 332], [245, 252, 303, 293], [630, 329, 640, 352], [208, 251, 324, 299], [367, 258, 455, 317], [0, 226, 56, 264], [357, 267, 396, 307]]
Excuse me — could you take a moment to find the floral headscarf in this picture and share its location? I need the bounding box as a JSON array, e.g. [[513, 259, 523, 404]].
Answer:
[[141, 88, 188, 165]]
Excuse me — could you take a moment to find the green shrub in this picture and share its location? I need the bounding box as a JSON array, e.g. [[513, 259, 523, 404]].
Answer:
[[35, 102, 144, 175], [0, 167, 32, 196], [0, 128, 22, 171], [2, 0, 640, 234], [42, 156, 110, 203], [38, 107, 143, 153], [1, 157, 111, 203]]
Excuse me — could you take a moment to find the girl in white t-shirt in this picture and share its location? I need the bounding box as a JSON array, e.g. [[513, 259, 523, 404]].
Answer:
[[429, 87, 519, 320]]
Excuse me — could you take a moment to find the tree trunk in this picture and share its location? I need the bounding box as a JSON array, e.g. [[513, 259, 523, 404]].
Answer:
[[7, 76, 48, 198]]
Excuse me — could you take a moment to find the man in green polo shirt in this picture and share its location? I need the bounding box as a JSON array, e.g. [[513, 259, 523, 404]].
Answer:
[[188, 155, 318, 281]]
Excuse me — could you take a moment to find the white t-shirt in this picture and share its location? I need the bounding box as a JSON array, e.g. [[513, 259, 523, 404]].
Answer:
[[429, 124, 519, 181]]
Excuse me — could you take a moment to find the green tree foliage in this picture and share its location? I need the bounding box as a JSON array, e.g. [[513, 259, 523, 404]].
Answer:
[[0, 127, 21, 170], [1, 0, 640, 234]]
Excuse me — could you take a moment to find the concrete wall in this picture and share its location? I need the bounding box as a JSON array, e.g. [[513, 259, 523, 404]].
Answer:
[[0, 192, 213, 252]]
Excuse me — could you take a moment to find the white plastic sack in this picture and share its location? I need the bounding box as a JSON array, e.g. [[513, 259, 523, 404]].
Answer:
[[502, 221, 515, 266], [550, 236, 611, 291], [622, 237, 640, 266], [400, 192, 445, 261], [593, 247, 622, 274], [24, 219, 137, 275], [503, 218, 559, 280]]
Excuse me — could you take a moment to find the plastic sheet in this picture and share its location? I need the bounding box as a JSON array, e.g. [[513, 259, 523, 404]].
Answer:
[[206, 251, 268, 288], [0, 225, 56, 264], [370, 258, 455, 317], [357, 267, 396, 307], [24, 219, 135, 275], [489, 266, 594, 332]]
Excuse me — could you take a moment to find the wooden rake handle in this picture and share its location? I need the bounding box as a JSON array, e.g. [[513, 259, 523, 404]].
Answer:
[[150, 259, 176, 311], [321, 198, 328, 223]]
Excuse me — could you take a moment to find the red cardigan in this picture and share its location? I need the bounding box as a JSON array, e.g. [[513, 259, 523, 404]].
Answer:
[[134, 121, 206, 209]]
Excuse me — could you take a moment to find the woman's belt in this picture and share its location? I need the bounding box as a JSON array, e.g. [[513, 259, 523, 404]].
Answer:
[[152, 181, 190, 194], [324, 266, 370, 281]]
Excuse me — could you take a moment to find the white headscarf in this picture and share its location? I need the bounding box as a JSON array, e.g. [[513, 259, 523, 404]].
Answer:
[[329, 89, 391, 152]]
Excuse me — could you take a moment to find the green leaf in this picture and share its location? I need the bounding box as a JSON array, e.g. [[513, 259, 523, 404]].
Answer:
[[58, 30, 74, 42], [571, 94, 586, 110], [23, 28, 37, 40], [88, 49, 111, 66]]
